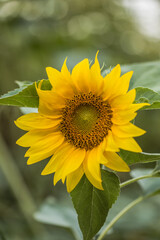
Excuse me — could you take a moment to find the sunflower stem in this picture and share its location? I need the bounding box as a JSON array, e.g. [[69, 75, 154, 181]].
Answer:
[[120, 174, 153, 188], [97, 195, 145, 240]]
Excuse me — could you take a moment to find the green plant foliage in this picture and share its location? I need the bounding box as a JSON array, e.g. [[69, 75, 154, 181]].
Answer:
[[70, 169, 120, 240], [120, 150, 160, 165], [0, 80, 51, 107], [135, 87, 160, 109], [153, 160, 160, 171], [34, 197, 81, 240], [121, 61, 160, 92]]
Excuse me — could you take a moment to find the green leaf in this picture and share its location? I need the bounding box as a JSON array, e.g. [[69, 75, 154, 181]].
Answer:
[[121, 61, 160, 92], [70, 169, 120, 240], [0, 80, 51, 107], [134, 87, 160, 110], [120, 150, 160, 165], [34, 196, 81, 240]]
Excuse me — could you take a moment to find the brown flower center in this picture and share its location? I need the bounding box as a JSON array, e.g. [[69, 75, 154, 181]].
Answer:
[[60, 92, 113, 151]]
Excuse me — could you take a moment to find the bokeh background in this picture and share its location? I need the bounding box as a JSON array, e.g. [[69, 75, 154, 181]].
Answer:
[[0, 0, 160, 239]]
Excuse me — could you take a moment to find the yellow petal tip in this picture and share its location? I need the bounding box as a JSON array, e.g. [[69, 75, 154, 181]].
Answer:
[[41, 170, 46, 175]]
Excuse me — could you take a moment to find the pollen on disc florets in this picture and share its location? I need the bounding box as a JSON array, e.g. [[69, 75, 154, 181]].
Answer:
[[59, 92, 113, 151]]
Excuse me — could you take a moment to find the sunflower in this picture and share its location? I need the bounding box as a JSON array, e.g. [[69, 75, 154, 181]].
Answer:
[[15, 52, 149, 192]]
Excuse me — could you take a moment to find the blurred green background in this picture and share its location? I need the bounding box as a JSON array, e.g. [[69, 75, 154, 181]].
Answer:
[[0, 0, 160, 239]]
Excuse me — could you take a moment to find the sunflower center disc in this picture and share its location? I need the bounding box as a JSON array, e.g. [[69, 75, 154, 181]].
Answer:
[[72, 105, 99, 133], [60, 92, 113, 151]]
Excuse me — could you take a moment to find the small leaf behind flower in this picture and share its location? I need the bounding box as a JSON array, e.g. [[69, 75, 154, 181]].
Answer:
[[70, 169, 120, 240], [0, 80, 51, 107], [134, 87, 160, 110]]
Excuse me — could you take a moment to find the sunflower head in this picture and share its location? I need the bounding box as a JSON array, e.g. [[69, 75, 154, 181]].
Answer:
[[15, 52, 149, 192]]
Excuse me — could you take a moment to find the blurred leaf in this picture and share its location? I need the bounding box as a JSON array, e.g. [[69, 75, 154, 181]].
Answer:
[[20, 107, 38, 114], [130, 168, 160, 195], [153, 161, 160, 174], [134, 87, 160, 110], [34, 197, 81, 240], [0, 80, 51, 107], [70, 169, 120, 240], [120, 150, 160, 165], [16, 81, 34, 88], [121, 61, 160, 92]]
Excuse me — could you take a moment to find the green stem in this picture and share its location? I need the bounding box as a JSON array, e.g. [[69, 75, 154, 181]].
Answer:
[[97, 196, 144, 240], [97, 173, 158, 240], [120, 174, 153, 188]]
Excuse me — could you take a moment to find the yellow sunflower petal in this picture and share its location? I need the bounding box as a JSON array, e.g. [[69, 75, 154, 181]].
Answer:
[[53, 168, 63, 185], [105, 71, 133, 101], [103, 151, 130, 172], [15, 113, 60, 131], [83, 158, 103, 190], [112, 108, 137, 125], [46, 67, 74, 98], [27, 152, 53, 165], [61, 148, 86, 179], [105, 131, 119, 152], [113, 71, 133, 97], [25, 132, 64, 157], [103, 64, 121, 100], [36, 82, 65, 112], [110, 89, 136, 109], [41, 143, 74, 175], [129, 103, 150, 112], [16, 129, 54, 147], [53, 148, 85, 185], [27, 138, 65, 165], [46, 67, 62, 88], [61, 58, 71, 80], [112, 123, 146, 138], [90, 51, 104, 94], [66, 165, 84, 192], [72, 58, 91, 93], [113, 135, 142, 152], [83, 147, 102, 182]]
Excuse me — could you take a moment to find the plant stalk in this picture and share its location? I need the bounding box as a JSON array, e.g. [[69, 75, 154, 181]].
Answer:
[[97, 196, 144, 240], [120, 174, 153, 188]]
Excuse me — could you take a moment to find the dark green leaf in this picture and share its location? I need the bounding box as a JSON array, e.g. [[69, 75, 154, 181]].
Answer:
[[0, 80, 51, 107], [120, 150, 160, 165], [70, 170, 120, 240]]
